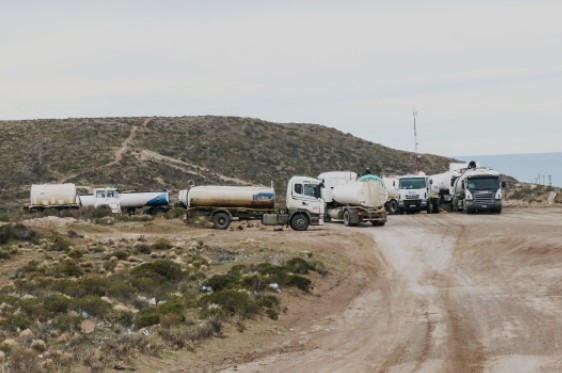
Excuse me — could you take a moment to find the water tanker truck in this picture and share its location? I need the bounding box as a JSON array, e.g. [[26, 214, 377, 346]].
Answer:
[[178, 176, 325, 230], [318, 171, 387, 226], [27, 183, 79, 212], [394, 173, 440, 214], [450, 163, 505, 214], [382, 176, 399, 214], [78, 188, 170, 215]]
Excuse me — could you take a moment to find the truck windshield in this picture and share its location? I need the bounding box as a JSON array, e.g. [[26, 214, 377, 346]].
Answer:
[[399, 178, 427, 189], [303, 184, 318, 198], [467, 177, 500, 190]]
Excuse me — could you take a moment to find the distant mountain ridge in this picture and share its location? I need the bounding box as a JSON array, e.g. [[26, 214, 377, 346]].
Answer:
[[456, 152, 562, 187], [0, 116, 455, 204]]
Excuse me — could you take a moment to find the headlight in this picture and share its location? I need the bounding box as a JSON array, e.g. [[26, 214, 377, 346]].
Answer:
[[465, 190, 473, 200]]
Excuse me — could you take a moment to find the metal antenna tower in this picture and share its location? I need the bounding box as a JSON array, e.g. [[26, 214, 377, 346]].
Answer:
[[413, 110, 420, 173]]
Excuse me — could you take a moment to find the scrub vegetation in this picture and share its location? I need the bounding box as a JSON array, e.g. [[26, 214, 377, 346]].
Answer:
[[0, 221, 326, 372]]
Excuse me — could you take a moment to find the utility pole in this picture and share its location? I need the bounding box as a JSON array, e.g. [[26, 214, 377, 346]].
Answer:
[[413, 110, 420, 173]]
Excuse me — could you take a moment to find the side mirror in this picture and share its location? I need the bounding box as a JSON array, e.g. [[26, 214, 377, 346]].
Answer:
[[429, 179, 433, 185], [461, 181, 465, 189], [393, 181, 396, 187], [501, 181, 506, 188]]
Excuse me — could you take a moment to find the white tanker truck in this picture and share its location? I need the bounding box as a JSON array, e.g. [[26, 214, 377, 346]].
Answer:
[[78, 188, 170, 215], [27, 183, 80, 212], [178, 176, 325, 231], [450, 163, 505, 214], [428, 161, 505, 213], [318, 171, 387, 226]]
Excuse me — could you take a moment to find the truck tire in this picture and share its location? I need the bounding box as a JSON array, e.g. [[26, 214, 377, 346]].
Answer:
[[432, 200, 440, 214], [344, 209, 359, 226], [427, 201, 434, 214], [343, 210, 351, 226], [212, 212, 231, 230], [386, 200, 399, 215], [290, 213, 309, 231]]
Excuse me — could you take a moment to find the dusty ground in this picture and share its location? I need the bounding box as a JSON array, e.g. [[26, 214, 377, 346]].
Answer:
[[7, 207, 562, 372], [201, 207, 562, 373]]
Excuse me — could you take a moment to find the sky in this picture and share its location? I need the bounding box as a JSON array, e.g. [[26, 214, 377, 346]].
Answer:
[[1, 0, 561, 157]]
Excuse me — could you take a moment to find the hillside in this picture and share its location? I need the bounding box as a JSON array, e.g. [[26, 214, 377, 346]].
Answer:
[[0, 116, 453, 204]]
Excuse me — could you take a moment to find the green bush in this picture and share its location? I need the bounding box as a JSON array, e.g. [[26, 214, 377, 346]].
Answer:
[[107, 282, 137, 302], [199, 289, 258, 318], [52, 260, 84, 277], [130, 260, 184, 283], [152, 238, 172, 251], [49, 236, 71, 252], [285, 257, 313, 274], [44, 294, 72, 313], [134, 298, 185, 329], [74, 296, 112, 318], [204, 274, 239, 292], [0, 223, 40, 244]]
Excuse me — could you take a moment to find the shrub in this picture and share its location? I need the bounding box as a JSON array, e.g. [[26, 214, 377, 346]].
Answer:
[[52, 259, 84, 277], [134, 298, 185, 329], [130, 260, 184, 283], [0, 249, 11, 259], [49, 236, 71, 252], [107, 282, 137, 302], [165, 207, 186, 219], [285, 257, 313, 274], [51, 313, 81, 331], [43, 294, 72, 313], [152, 238, 172, 251], [204, 274, 239, 292], [134, 244, 152, 255], [80, 206, 113, 219], [111, 250, 130, 260], [287, 275, 312, 292], [74, 296, 112, 318], [0, 223, 39, 244], [199, 289, 258, 318]]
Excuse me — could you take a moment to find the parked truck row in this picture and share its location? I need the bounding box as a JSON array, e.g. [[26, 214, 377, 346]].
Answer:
[[382, 161, 505, 214], [27, 176, 327, 231], [26, 160, 504, 231]]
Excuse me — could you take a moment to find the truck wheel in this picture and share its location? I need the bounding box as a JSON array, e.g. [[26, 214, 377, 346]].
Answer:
[[212, 212, 231, 230], [427, 201, 434, 214], [496, 207, 502, 214], [387, 200, 398, 215], [290, 213, 309, 231], [432, 200, 440, 213], [343, 210, 351, 226]]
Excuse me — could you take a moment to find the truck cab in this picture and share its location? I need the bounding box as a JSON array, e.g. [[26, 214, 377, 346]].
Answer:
[[80, 187, 121, 213], [285, 176, 325, 229], [396, 175, 429, 213], [453, 168, 505, 214]]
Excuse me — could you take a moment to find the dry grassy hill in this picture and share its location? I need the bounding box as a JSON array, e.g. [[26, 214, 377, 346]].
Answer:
[[0, 116, 453, 205]]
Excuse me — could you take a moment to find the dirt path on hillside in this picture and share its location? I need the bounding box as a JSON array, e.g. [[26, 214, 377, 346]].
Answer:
[[57, 118, 153, 184], [137, 149, 254, 186], [230, 208, 562, 372]]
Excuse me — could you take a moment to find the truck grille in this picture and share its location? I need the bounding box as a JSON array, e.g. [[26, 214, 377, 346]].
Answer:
[[473, 191, 494, 204], [405, 194, 420, 200]]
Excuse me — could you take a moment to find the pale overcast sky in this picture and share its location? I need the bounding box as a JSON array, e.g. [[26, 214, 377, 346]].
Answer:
[[1, 0, 561, 157]]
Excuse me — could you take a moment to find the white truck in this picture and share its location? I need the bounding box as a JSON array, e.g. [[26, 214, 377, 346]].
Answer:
[[395, 173, 440, 214], [382, 176, 400, 214], [27, 183, 80, 212], [178, 176, 325, 230], [78, 188, 170, 215], [318, 171, 387, 226], [451, 164, 505, 214]]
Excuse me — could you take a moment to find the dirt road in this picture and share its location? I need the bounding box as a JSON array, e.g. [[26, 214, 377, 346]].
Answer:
[[232, 208, 562, 372]]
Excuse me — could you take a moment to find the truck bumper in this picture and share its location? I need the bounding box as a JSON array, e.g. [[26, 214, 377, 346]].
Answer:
[[398, 199, 426, 212], [464, 199, 502, 212]]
